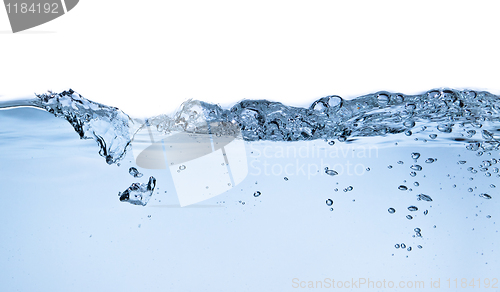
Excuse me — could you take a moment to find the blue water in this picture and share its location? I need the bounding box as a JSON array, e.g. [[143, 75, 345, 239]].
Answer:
[[0, 89, 498, 291]]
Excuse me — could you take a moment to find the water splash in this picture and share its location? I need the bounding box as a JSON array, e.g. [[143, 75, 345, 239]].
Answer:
[[2, 88, 500, 166]]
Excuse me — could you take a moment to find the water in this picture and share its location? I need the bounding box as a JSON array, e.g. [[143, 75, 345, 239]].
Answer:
[[0, 89, 499, 291]]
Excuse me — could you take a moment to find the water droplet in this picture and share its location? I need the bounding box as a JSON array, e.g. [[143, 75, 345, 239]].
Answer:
[[490, 184, 496, 188], [284, 177, 289, 181], [179, 165, 186, 170], [414, 182, 419, 186], [407, 246, 412, 251], [334, 188, 338, 192], [397, 161, 404, 164], [147, 215, 151, 218], [479, 193, 492, 199], [414, 228, 421, 233], [326, 199, 334, 206], [253, 191, 261, 197], [338, 136, 347, 142], [404, 120, 416, 127], [328, 140, 335, 146], [405, 130, 412, 136], [429, 134, 437, 139], [417, 194, 433, 202], [408, 206, 418, 211], [325, 169, 338, 176], [398, 185, 408, 191], [417, 245, 422, 249], [424, 210, 428, 215], [410, 165, 422, 171], [411, 153, 420, 160], [346, 186, 353, 191], [458, 160, 467, 164], [410, 171, 417, 177], [406, 215, 413, 220], [425, 158, 435, 163], [388, 165, 393, 169], [388, 208, 396, 214], [330, 208, 334, 211], [401, 243, 406, 248], [395, 244, 400, 248], [366, 167, 371, 171], [486, 215, 491, 219], [468, 188, 473, 192]]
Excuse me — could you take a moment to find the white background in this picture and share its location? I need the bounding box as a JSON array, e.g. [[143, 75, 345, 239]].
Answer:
[[1, 0, 500, 116]]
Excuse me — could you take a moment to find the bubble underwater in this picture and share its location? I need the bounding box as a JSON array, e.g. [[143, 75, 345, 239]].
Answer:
[[0, 88, 498, 291]]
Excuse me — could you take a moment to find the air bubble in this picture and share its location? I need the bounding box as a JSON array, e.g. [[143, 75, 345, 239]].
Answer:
[[325, 169, 338, 176], [479, 193, 492, 199], [417, 194, 433, 201], [437, 124, 452, 133], [128, 167, 143, 178], [377, 93, 390, 105], [410, 165, 422, 171], [404, 120, 415, 127]]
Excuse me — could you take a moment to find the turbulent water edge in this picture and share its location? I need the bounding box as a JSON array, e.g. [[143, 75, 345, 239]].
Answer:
[[1, 88, 500, 165]]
